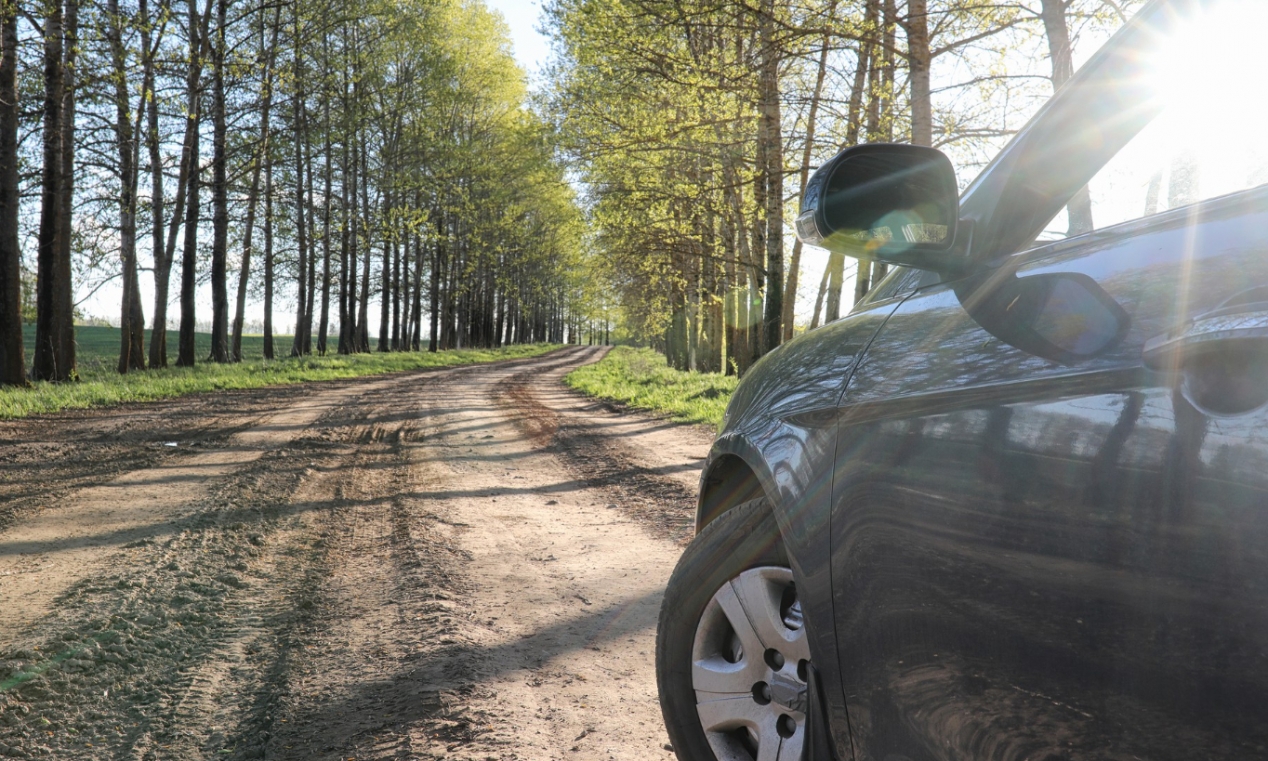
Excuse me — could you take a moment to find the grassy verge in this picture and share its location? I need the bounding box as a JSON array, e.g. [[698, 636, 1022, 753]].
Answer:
[[2, 326, 560, 419], [564, 345, 736, 428]]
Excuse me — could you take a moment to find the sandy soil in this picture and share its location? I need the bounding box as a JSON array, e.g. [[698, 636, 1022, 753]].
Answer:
[[0, 345, 714, 760]]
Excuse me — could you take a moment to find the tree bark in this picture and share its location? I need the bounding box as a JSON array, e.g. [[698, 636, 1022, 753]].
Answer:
[[783, 30, 831, 340], [232, 8, 278, 361], [144, 0, 170, 368], [176, 0, 204, 368], [757, 0, 782, 354], [263, 153, 275, 359], [316, 91, 332, 355], [208, 0, 229, 362], [355, 145, 371, 352], [176, 121, 200, 367], [904, 0, 932, 146], [825, 251, 845, 323], [1041, 0, 1094, 235], [428, 209, 441, 352], [0, 0, 23, 385], [302, 111, 316, 354], [377, 192, 390, 352], [107, 0, 145, 373], [846, 0, 877, 146], [33, 0, 74, 382], [291, 19, 309, 357]]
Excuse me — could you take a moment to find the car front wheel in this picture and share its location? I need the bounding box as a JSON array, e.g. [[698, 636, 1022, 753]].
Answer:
[[656, 498, 811, 761]]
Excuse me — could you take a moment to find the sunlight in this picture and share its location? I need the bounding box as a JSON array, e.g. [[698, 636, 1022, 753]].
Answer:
[[1152, 0, 1268, 202], [1043, 0, 1268, 240]]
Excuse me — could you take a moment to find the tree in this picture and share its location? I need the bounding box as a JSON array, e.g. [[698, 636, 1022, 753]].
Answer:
[[0, 0, 23, 386], [106, 0, 148, 373], [33, 0, 76, 382], [208, 0, 229, 362]]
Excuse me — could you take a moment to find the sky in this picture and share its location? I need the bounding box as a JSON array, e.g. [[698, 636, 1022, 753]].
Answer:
[[484, 0, 553, 78]]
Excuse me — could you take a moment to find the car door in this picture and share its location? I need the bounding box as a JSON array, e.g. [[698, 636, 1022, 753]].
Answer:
[[828, 2, 1268, 759]]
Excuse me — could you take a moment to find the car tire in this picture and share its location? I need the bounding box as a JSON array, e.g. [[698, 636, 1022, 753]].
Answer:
[[657, 497, 812, 761]]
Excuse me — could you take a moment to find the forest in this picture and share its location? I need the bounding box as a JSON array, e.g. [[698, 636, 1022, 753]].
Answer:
[[0, 0, 590, 388], [0, 0, 1141, 387], [546, 0, 1140, 373]]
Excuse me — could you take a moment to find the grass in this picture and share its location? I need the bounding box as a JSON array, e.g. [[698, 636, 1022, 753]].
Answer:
[[1, 324, 560, 419], [564, 345, 737, 428]]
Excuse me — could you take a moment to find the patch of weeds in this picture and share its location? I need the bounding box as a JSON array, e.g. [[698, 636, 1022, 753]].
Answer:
[[564, 346, 736, 427]]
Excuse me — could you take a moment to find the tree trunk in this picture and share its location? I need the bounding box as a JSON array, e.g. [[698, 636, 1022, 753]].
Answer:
[[56, 0, 78, 370], [428, 210, 441, 352], [177, 121, 200, 367], [809, 260, 828, 330], [316, 101, 332, 355], [904, 0, 932, 146], [33, 0, 73, 382], [302, 117, 316, 354], [291, 29, 308, 357], [145, 0, 170, 368], [108, 0, 145, 373], [355, 146, 371, 352], [0, 0, 23, 385], [391, 234, 401, 351], [176, 0, 203, 368], [339, 124, 357, 354], [757, 0, 782, 354], [846, 0, 877, 146], [853, 257, 871, 304], [263, 154, 275, 359], [377, 192, 390, 352], [783, 30, 831, 340], [1041, 0, 1094, 235], [232, 10, 277, 361], [208, 0, 229, 362], [411, 232, 422, 350], [825, 251, 845, 322]]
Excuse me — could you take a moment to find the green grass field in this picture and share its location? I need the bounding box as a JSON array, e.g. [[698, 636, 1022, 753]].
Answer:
[[564, 346, 737, 428], [21, 324, 288, 376], [2, 324, 559, 419]]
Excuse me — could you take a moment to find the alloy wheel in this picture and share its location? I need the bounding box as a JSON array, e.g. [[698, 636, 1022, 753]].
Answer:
[[690, 566, 810, 761]]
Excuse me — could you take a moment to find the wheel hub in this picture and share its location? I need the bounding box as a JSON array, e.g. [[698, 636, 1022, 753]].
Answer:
[[768, 670, 807, 714], [691, 567, 810, 761]]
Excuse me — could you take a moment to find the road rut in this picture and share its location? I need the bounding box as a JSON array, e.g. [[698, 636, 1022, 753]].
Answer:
[[0, 346, 712, 760]]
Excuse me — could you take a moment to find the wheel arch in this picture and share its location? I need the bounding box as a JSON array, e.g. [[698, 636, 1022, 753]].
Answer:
[[696, 451, 768, 532]]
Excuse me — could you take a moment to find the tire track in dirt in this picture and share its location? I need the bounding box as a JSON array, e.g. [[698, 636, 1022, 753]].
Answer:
[[0, 358, 549, 760], [497, 346, 710, 545], [0, 382, 365, 648], [0, 347, 708, 760]]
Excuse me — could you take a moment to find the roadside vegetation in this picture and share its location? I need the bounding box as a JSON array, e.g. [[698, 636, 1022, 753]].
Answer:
[[565, 346, 736, 428], [0, 0, 595, 391], [547, 0, 1141, 374], [0, 325, 558, 418]]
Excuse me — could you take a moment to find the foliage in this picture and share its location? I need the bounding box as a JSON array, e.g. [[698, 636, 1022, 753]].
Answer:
[[0, 0, 598, 386], [565, 345, 736, 427], [542, 0, 1144, 373]]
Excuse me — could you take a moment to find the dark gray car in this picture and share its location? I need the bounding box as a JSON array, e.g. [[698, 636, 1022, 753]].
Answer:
[[655, 1, 1268, 759]]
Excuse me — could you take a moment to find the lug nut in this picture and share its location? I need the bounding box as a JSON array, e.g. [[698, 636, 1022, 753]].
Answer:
[[764, 648, 785, 670], [752, 681, 772, 705]]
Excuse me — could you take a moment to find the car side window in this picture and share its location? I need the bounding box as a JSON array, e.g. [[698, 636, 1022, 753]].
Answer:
[[1038, 2, 1268, 242]]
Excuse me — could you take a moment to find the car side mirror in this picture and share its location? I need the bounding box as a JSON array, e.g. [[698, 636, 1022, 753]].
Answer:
[[796, 144, 963, 273], [955, 270, 1131, 364]]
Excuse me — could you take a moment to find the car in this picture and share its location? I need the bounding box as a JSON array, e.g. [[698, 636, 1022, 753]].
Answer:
[[653, 0, 1268, 759]]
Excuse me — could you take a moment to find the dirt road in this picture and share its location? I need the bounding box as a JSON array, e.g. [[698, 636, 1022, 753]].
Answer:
[[0, 346, 715, 760]]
